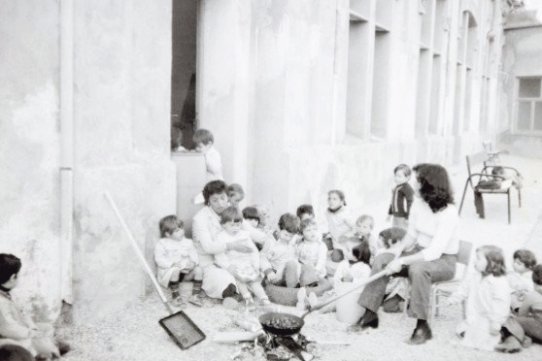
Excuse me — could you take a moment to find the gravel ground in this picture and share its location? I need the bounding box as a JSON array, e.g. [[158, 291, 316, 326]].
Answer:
[[58, 154, 542, 361]]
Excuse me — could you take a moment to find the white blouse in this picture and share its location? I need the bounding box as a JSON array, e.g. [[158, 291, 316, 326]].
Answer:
[[404, 198, 459, 262]]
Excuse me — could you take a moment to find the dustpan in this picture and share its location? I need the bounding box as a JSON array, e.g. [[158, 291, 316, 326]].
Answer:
[[105, 192, 206, 350]]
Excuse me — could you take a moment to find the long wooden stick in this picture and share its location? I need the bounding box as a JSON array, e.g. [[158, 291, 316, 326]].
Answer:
[[301, 270, 388, 318], [104, 192, 174, 314]]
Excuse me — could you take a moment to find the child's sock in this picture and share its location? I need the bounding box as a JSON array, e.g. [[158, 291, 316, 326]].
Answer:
[[192, 280, 203, 296], [169, 281, 180, 299]]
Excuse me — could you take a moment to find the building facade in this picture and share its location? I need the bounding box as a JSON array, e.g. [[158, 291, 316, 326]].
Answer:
[[1, 0, 521, 321]]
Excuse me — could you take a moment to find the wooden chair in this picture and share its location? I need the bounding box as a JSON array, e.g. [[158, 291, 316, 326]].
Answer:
[[458, 152, 521, 224]]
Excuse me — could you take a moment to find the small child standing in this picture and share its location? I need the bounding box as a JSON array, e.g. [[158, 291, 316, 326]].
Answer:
[[214, 207, 270, 305], [449, 245, 511, 351], [388, 164, 414, 229], [193, 128, 223, 181], [192, 128, 223, 204], [325, 190, 355, 249], [0, 254, 69, 359], [154, 215, 203, 307]]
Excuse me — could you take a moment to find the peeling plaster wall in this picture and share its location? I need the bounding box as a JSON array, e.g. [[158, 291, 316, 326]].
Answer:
[[1, 0, 175, 323], [0, 0, 63, 321], [72, 0, 175, 322]]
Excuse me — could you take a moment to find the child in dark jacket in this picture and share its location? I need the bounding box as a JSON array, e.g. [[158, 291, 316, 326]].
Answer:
[[388, 164, 414, 229]]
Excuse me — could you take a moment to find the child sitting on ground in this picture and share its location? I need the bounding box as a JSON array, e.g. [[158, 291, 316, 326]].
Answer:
[[387, 164, 414, 229], [325, 190, 355, 249], [154, 215, 203, 307], [227, 183, 245, 208], [260, 213, 301, 288], [333, 241, 372, 286], [214, 207, 270, 305], [0, 254, 70, 359], [295, 219, 328, 285], [498, 264, 542, 353], [296, 204, 315, 222], [310, 241, 373, 313], [377, 227, 409, 313], [242, 206, 263, 250], [508, 249, 537, 312], [447, 245, 511, 351], [339, 215, 377, 263]]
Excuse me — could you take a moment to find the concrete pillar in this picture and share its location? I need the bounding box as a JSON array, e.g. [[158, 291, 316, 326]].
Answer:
[[197, 0, 251, 188]]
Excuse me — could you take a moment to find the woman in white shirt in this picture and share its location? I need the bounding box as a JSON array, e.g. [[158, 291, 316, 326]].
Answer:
[[355, 164, 459, 345]]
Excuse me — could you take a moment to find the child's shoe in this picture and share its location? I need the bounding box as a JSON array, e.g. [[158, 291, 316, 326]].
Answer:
[[171, 296, 188, 308], [188, 295, 203, 307], [223, 297, 240, 310], [56, 340, 71, 356], [258, 298, 271, 307]]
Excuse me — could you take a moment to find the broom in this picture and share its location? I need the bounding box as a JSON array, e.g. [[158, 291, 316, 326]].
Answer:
[[104, 192, 206, 350]]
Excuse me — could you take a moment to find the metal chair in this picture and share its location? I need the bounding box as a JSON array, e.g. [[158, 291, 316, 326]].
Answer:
[[458, 152, 521, 224], [431, 240, 473, 319], [402, 240, 473, 320]]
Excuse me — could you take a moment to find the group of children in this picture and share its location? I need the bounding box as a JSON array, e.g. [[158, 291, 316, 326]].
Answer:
[[155, 128, 542, 354], [448, 245, 542, 353], [0, 128, 540, 359], [153, 147, 417, 313]]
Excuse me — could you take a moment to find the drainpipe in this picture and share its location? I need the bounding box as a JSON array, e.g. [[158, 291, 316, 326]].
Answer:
[[60, 0, 74, 305]]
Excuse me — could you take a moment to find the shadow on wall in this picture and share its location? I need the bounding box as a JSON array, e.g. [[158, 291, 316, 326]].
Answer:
[[171, 73, 197, 151]]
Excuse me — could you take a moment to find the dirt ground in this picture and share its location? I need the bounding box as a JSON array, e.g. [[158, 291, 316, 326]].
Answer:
[[58, 154, 542, 361]]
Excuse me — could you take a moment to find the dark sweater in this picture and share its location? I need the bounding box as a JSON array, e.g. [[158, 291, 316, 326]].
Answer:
[[388, 183, 414, 219]]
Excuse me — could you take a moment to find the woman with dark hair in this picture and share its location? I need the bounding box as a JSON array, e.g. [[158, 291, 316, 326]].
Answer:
[[354, 163, 459, 344], [192, 180, 253, 299]]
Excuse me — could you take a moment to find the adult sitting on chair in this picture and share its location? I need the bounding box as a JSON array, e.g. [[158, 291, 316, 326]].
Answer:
[[355, 163, 459, 345]]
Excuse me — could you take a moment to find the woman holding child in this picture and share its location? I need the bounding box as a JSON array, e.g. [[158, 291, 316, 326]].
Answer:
[[356, 163, 459, 345], [192, 180, 254, 299]]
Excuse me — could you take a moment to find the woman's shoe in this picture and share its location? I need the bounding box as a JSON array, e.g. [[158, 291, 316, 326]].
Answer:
[[407, 324, 432, 345], [360, 309, 379, 329]]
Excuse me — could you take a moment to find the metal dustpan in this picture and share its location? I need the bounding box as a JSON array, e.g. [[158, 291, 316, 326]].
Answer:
[[105, 192, 206, 350]]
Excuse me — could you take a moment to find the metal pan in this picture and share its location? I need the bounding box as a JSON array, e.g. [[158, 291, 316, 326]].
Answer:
[[259, 270, 387, 336]]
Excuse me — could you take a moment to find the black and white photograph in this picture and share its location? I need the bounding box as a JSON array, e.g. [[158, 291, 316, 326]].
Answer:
[[2, 0, 542, 360]]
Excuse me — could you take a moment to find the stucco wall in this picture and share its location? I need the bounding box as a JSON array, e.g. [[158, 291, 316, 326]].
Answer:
[[0, 0, 63, 320], [71, 0, 175, 322]]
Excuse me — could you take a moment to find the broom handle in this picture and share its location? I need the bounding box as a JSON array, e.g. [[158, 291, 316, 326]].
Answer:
[[302, 269, 388, 318], [104, 192, 174, 314]]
